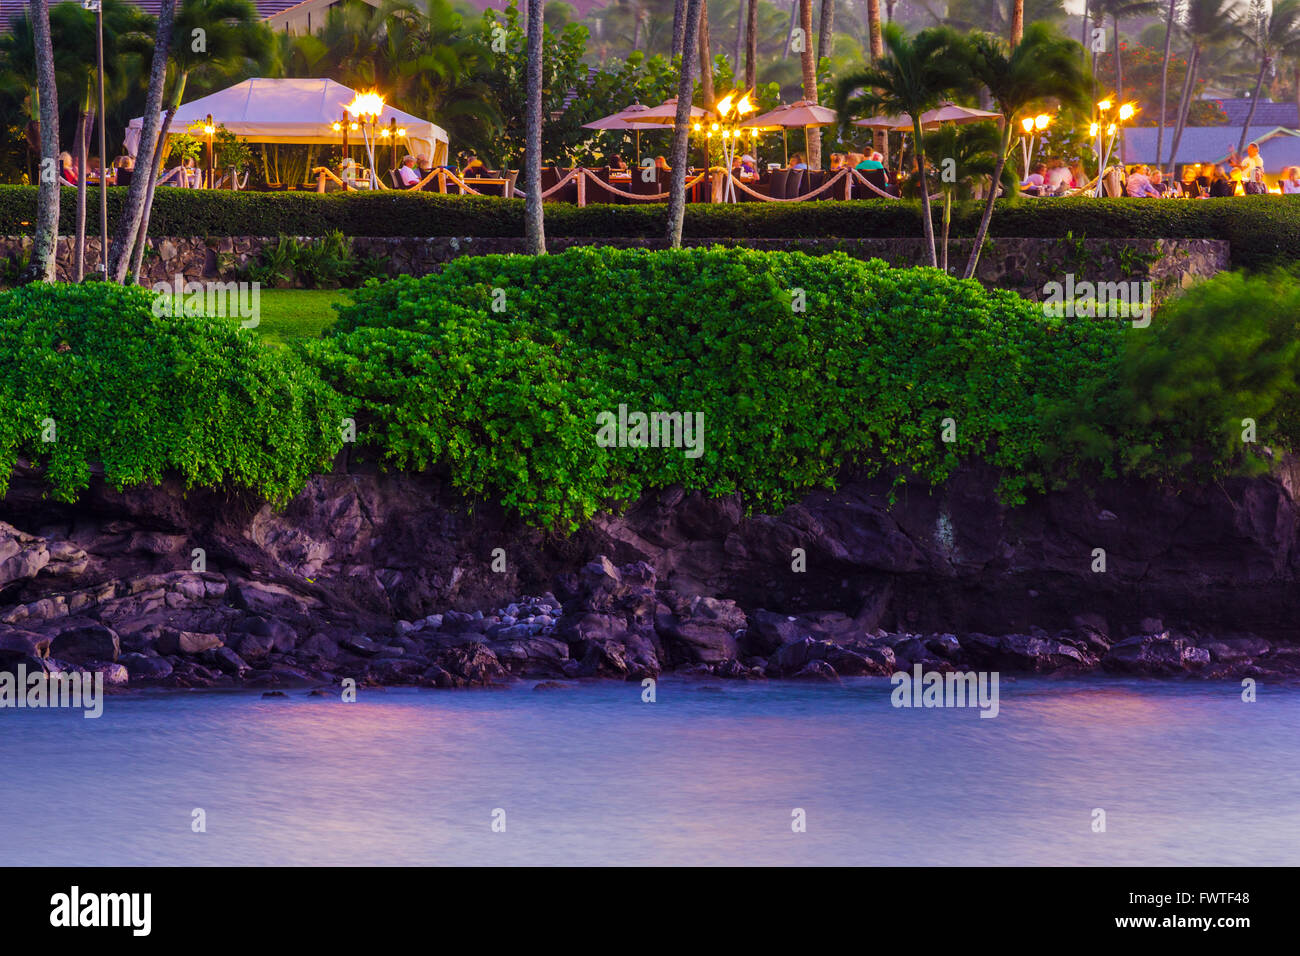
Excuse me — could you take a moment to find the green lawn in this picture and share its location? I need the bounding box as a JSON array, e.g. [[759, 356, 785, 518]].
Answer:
[[250, 289, 351, 346]]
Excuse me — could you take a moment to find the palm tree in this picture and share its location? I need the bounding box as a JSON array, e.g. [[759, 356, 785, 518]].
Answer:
[[672, 0, 686, 56], [108, 0, 176, 284], [923, 121, 1013, 272], [27, 0, 58, 283], [1093, 0, 1161, 105], [128, 0, 268, 283], [867, 0, 883, 57], [834, 24, 969, 266], [818, 0, 835, 63], [1011, 0, 1023, 45], [744, 0, 757, 88], [960, 22, 1090, 279], [1166, 0, 1239, 177], [698, 0, 714, 110], [667, 0, 703, 247], [799, 0, 820, 167], [524, 0, 545, 255], [1238, 0, 1300, 154], [1156, 0, 1176, 171]]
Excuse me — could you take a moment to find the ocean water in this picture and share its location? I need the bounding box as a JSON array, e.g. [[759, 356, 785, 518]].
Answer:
[[1, 677, 1297, 866]]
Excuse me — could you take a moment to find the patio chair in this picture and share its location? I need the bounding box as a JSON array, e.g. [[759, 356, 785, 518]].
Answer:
[[768, 169, 790, 200], [504, 169, 519, 198], [853, 168, 894, 198]]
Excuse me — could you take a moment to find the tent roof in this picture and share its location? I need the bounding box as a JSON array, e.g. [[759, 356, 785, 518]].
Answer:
[[126, 78, 448, 162]]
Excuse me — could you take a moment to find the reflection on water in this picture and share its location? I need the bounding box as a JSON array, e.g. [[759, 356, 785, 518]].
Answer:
[[2, 677, 1298, 866]]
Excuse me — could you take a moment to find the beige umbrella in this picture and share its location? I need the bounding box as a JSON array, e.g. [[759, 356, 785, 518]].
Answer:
[[635, 97, 713, 124], [743, 100, 838, 165], [582, 102, 664, 166]]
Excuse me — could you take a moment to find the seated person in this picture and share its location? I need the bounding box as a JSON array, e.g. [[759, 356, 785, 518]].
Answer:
[[1045, 158, 1071, 194], [739, 153, 757, 176], [1206, 164, 1234, 197], [789, 152, 808, 171], [828, 153, 844, 171], [1282, 166, 1300, 194], [1125, 164, 1159, 197], [654, 155, 671, 174], [1244, 166, 1268, 194], [855, 151, 885, 171], [58, 151, 77, 185], [396, 154, 422, 188], [460, 152, 486, 177], [1020, 161, 1047, 194], [609, 154, 628, 171]]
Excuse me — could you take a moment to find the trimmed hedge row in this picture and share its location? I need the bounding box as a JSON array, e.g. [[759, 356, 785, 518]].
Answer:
[[0, 186, 1297, 269]]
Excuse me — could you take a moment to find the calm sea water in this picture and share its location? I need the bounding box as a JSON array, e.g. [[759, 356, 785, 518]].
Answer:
[[2, 677, 1297, 866]]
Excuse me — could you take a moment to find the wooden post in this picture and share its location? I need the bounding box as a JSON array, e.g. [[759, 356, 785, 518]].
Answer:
[[576, 168, 586, 207]]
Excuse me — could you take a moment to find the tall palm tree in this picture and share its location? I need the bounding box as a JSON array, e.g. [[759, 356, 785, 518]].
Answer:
[[1093, 0, 1160, 105], [923, 121, 1013, 272], [27, 0, 58, 283], [524, 0, 545, 255], [835, 24, 969, 266], [667, 0, 703, 247], [128, 0, 268, 282], [1011, 0, 1023, 45], [108, 0, 176, 284], [744, 0, 757, 88], [960, 22, 1090, 279], [672, 0, 686, 56], [1166, 0, 1239, 177], [799, 0, 820, 167], [1156, 0, 1176, 171], [699, 0, 714, 109], [818, 0, 835, 64], [867, 0, 883, 57], [1238, 0, 1300, 154]]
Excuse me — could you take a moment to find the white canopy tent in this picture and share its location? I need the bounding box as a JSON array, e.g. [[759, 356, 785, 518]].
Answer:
[[125, 77, 450, 168]]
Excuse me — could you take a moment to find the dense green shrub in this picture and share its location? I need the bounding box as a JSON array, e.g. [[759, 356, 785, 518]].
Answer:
[[309, 246, 1127, 529], [0, 187, 1295, 270], [0, 283, 345, 503], [1053, 269, 1300, 479]]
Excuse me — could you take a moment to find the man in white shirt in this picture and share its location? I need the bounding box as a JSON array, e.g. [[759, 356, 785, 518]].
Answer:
[[397, 155, 421, 188]]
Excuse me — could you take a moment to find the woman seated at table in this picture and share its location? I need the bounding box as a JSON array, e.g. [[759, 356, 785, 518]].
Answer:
[[1282, 166, 1300, 193], [609, 153, 628, 171], [58, 151, 78, 185], [789, 152, 808, 171], [1125, 164, 1159, 197], [654, 155, 671, 174], [1179, 163, 1203, 197], [1205, 163, 1234, 197], [828, 153, 844, 171], [460, 152, 486, 177], [112, 154, 134, 186]]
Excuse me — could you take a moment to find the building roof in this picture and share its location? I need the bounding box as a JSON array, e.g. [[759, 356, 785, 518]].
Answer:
[[1215, 97, 1300, 130], [1119, 125, 1300, 172]]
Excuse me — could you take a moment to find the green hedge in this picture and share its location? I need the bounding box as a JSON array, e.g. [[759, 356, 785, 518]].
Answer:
[[308, 246, 1127, 529], [0, 282, 345, 503], [0, 186, 1296, 270]]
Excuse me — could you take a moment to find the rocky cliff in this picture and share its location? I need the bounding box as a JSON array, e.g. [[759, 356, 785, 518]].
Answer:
[[3, 458, 1298, 688]]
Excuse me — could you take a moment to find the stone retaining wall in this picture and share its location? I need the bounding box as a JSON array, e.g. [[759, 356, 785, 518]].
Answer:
[[0, 234, 1229, 301]]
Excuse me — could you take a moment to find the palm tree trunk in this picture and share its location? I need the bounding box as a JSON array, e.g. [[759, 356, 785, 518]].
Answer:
[[1011, 0, 1024, 46], [941, 189, 950, 273], [667, 0, 704, 247], [28, 0, 59, 283], [699, 0, 714, 110], [108, 0, 175, 284], [672, 0, 686, 58], [1238, 56, 1270, 155], [744, 0, 757, 89], [1113, 16, 1124, 98], [524, 0, 546, 255], [1080, 0, 1089, 58], [867, 0, 882, 57], [74, 103, 89, 282], [1167, 44, 1199, 178], [783, 0, 797, 57], [910, 120, 937, 267], [129, 102, 180, 284], [733, 0, 744, 70], [799, 0, 820, 168], [1156, 0, 1175, 172], [962, 123, 1011, 279], [632, 3, 643, 51], [817, 0, 835, 65]]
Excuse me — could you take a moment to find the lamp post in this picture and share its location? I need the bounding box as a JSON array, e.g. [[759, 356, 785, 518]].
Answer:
[[1092, 99, 1136, 196], [708, 90, 757, 202], [1018, 112, 1053, 178], [345, 91, 385, 190]]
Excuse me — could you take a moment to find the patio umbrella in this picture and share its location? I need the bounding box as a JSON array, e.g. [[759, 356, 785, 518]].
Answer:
[[742, 100, 838, 165], [582, 102, 664, 166], [635, 97, 714, 124]]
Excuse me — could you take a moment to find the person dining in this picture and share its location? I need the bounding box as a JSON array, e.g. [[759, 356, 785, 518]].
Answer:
[[1125, 164, 1159, 197], [609, 153, 628, 171], [789, 152, 808, 171], [828, 152, 844, 170], [396, 154, 421, 188], [1021, 161, 1047, 194], [58, 152, 77, 185], [1282, 166, 1300, 193], [855, 151, 885, 171], [460, 151, 486, 177], [1206, 164, 1234, 197], [1244, 166, 1268, 195], [654, 155, 671, 173], [1045, 158, 1071, 194]]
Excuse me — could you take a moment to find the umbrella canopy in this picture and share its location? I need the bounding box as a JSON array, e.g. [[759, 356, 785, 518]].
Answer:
[[636, 97, 714, 124], [582, 102, 665, 132], [742, 100, 838, 129], [852, 103, 1001, 132]]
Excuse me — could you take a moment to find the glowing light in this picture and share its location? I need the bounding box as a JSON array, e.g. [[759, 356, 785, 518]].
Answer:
[[203, 124, 215, 136], [1097, 99, 1112, 112], [332, 122, 341, 132], [1107, 123, 1117, 136], [345, 91, 386, 119], [1089, 123, 1099, 137], [1118, 102, 1136, 122], [396, 128, 406, 136], [1021, 116, 1035, 133], [1034, 113, 1051, 131], [737, 93, 754, 115], [715, 93, 735, 118]]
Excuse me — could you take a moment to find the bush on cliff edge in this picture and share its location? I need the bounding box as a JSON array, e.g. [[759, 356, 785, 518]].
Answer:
[[0, 283, 345, 503]]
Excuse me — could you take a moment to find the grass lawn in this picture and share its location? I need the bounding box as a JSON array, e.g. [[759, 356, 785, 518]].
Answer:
[[251, 289, 351, 346]]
